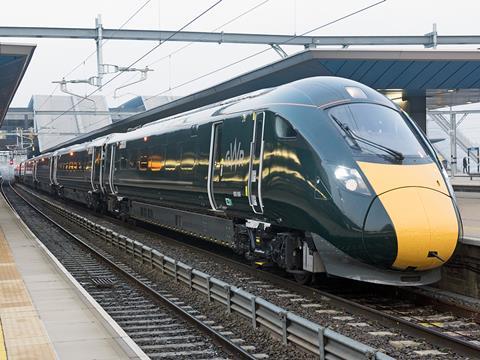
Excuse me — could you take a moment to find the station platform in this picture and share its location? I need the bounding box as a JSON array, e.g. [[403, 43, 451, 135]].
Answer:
[[451, 175, 480, 192], [456, 192, 480, 244], [0, 194, 146, 359]]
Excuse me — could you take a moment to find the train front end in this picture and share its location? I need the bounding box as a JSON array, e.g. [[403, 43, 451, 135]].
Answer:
[[303, 79, 461, 285]]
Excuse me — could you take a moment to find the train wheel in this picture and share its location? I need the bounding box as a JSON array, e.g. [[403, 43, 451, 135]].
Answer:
[[293, 272, 312, 285]]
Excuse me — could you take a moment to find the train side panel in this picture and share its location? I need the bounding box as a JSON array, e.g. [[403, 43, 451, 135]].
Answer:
[[55, 150, 92, 205]]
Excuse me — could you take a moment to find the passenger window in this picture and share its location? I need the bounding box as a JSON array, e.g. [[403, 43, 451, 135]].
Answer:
[[275, 116, 296, 139], [138, 155, 148, 171], [164, 144, 179, 171], [148, 155, 164, 171], [120, 156, 128, 170], [190, 124, 198, 137]]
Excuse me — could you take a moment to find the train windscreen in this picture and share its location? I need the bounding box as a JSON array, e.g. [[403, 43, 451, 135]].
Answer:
[[328, 103, 432, 164]]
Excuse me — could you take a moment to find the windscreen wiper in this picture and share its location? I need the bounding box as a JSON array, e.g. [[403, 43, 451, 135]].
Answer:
[[332, 116, 404, 161]]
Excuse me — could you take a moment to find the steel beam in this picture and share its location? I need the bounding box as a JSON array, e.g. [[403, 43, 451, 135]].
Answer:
[[450, 112, 457, 176], [2, 26, 480, 47], [429, 109, 480, 115], [33, 110, 138, 116]]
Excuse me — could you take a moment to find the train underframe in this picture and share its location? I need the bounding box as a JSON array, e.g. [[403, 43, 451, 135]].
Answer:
[[46, 183, 323, 283]]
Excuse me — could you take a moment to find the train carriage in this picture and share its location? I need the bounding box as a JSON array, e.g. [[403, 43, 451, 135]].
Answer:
[[22, 159, 35, 187], [34, 152, 53, 193], [53, 143, 93, 204]]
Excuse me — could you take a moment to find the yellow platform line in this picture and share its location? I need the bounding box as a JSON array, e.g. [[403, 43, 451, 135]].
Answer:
[[0, 319, 7, 360]]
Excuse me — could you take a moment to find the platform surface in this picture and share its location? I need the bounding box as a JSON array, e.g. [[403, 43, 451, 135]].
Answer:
[[455, 191, 480, 244], [0, 194, 134, 360], [451, 175, 480, 190]]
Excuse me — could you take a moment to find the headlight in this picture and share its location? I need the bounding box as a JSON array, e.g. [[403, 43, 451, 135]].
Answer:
[[334, 165, 371, 195]]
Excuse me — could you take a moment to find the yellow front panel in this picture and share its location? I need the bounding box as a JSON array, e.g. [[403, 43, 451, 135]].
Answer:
[[357, 162, 448, 196], [419, 189, 458, 268], [379, 188, 458, 270], [358, 161, 458, 270]]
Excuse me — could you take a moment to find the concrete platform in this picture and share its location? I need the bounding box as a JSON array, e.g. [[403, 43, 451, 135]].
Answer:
[[455, 191, 480, 244], [0, 194, 147, 359], [451, 175, 480, 192]]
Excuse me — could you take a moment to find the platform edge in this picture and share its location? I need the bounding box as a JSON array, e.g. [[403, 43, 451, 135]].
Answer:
[[6, 200, 150, 360]]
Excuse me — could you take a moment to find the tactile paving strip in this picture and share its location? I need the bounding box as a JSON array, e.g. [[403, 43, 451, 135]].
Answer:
[[0, 226, 55, 360]]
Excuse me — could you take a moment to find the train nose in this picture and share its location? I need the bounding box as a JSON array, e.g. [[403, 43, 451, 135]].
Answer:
[[363, 187, 458, 271]]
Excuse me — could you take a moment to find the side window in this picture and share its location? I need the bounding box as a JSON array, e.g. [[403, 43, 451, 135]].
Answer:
[[165, 143, 179, 171], [118, 150, 128, 170], [128, 148, 137, 169], [147, 143, 166, 172], [120, 157, 128, 170], [275, 116, 296, 139], [148, 154, 164, 171], [180, 142, 195, 171], [138, 155, 148, 171]]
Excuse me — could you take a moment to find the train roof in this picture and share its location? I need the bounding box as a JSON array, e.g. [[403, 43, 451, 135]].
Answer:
[[34, 76, 397, 154], [104, 76, 395, 145]]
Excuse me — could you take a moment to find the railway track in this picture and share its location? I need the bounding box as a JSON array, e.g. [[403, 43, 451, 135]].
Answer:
[[14, 183, 480, 359], [2, 183, 258, 360]]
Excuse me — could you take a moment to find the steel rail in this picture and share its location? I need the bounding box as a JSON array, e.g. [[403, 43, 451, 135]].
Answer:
[[14, 183, 480, 359], [2, 183, 256, 360]]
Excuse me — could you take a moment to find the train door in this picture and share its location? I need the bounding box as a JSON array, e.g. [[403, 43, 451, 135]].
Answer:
[[33, 161, 38, 183], [208, 112, 265, 213], [51, 156, 58, 185], [89, 147, 97, 191], [49, 157, 54, 185], [93, 146, 103, 192], [101, 144, 116, 195], [101, 145, 110, 194], [208, 122, 222, 210], [248, 112, 265, 214], [108, 144, 117, 194]]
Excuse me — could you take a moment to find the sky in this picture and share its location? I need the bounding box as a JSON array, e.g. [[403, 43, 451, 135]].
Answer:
[[2, 0, 480, 108]]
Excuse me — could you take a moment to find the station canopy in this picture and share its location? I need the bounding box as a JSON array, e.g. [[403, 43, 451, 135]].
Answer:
[[50, 49, 480, 151], [0, 43, 35, 126]]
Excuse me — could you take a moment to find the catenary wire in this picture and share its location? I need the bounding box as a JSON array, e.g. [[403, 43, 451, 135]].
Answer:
[[144, 0, 386, 102], [44, 0, 387, 140], [39, 0, 224, 131], [115, 0, 272, 92], [35, 0, 153, 113], [40, 0, 385, 141]]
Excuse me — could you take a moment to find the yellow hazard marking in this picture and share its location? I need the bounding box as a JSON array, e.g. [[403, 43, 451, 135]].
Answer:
[[357, 162, 449, 196], [358, 162, 458, 271], [376, 186, 457, 270], [0, 320, 7, 360]]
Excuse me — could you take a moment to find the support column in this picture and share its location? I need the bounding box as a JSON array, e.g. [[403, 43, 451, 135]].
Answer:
[[450, 111, 457, 176], [95, 14, 103, 89], [402, 90, 427, 134]]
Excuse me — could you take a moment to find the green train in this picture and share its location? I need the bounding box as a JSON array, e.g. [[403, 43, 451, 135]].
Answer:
[[17, 77, 461, 285]]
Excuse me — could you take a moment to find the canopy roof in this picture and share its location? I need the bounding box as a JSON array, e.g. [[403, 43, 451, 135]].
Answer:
[[0, 43, 35, 125], [49, 49, 480, 151]]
